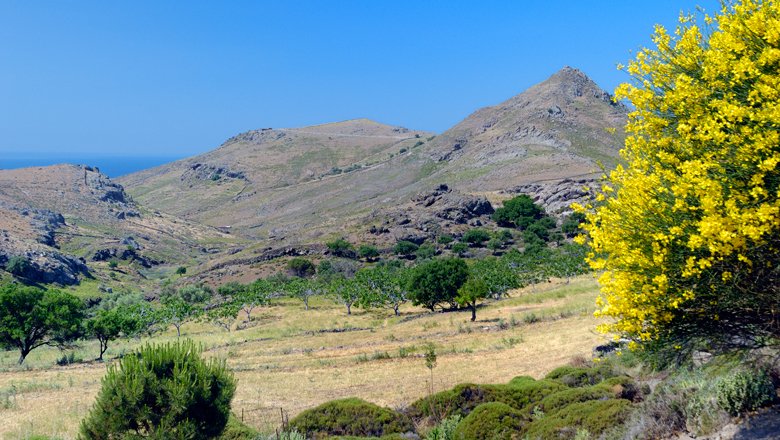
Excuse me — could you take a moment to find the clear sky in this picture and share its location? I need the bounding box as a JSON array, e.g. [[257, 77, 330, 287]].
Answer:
[[0, 1, 720, 159]]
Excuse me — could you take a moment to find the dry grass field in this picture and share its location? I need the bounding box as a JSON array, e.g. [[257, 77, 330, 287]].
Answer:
[[0, 276, 607, 439]]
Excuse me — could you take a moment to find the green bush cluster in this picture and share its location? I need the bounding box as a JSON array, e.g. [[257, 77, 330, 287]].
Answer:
[[715, 369, 776, 416], [523, 399, 633, 439], [451, 402, 526, 440], [408, 379, 566, 421], [288, 398, 413, 438], [544, 364, 615, 388], [79, 340, 236, 439]]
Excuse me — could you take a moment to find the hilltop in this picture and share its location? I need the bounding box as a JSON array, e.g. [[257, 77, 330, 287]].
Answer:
[[0, 67, 626, 287]]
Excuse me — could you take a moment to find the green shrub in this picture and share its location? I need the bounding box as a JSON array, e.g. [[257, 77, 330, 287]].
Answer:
[[79, 340, 236, 439], [218, 415, 261, 440], [532, 387, 614, 415], [289, 398, 413, 438], [451, 402, 527, 440], [715, 369, 776, 416], [524, 399, 633, 440], [394, 240, 419, 257], [451, 243, 468, 257], [462, 229, 491, 247], [5, 255, 31, 277], [408, 379, 566, 421], [545, 364, 614, 388], [425, 414, 461, 440]]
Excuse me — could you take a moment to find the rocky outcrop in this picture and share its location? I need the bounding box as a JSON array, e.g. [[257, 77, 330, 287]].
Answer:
[[0, 248, 89, 285], [505, 178, 596, 215], [181, 163, 247, 182], [412, 184, 494, 224]]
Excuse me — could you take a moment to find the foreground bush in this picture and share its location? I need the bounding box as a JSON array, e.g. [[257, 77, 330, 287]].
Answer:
[[544, 364, 614, 388], [580, 0, 780, 355], [452, 402, 527, 440], [79, 340, 236, 439], [288, 398, 413, 438], [408, 379, 566, 421], [715, 368, 776, 416], [524, 399, 632, 439]]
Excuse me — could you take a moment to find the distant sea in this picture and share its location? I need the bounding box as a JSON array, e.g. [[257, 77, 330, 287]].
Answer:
[[0, 155, 183, 178]]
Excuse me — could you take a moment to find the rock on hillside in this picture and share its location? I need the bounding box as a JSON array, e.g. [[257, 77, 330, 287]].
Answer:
[[420, 66, 626, 190], [0, 164, 234, 285], [505, 178, 598, 216]]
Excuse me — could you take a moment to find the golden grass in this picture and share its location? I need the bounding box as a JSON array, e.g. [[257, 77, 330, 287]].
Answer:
[[0, 276, 606, 439]]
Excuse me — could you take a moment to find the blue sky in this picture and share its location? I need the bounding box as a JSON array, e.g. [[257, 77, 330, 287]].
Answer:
[[0, 1, 720, 158]]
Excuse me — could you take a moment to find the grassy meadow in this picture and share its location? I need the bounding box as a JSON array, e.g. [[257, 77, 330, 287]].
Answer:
[[0, 276, 606, 439]]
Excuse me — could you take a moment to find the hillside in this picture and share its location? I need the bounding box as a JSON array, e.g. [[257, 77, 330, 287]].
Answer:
[[0, 164, 236, 285], [120, 67, 626, 251]]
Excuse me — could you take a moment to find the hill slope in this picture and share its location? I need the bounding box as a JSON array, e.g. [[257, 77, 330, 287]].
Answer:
[[121, 67, 626, 248], [0, 164, 235, 285]]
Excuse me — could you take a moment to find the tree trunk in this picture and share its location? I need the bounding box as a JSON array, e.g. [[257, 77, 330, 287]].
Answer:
[[175, 324, 181, 337], [470, 302, 476, 322], [98, 339, 108, 361], [394, 304, 400, 316], [346, 303, 352, 315], [18, 348, 29, 365]]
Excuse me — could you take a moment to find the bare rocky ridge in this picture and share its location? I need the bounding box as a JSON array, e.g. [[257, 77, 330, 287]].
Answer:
[[0, 165, 233, 284], [1, 67, 624, 285]]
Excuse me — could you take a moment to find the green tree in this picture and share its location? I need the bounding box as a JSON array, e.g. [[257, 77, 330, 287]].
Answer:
[[5, 256, 31, 278], [287, 257, 316, 278], [159, 284, 211, 337], [462, 228, 491, 247], [580, 1, 780, 354], [394, 240, 419, 258], [415, 244, 437, 260], [283, 277, 319, 310], [85, 306, 141, 360], [471, 257, 520, 300], [175, 266, 187, 275], [408, 258, 469, 312], [79, 340, 236, 439], [0, 284, 84, 364], [561, 212, 586, 238], [492, 194, 546, 229], [328, 276, 362, 315], [356, 266, 409, 316], [327, 238, 355, 258], [358, 244, 380, 262], [456, 277, 490, 322], [451, 242, 469, 257]]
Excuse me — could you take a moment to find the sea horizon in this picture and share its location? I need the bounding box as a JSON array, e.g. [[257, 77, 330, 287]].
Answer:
[[0, 155, 183, 178]]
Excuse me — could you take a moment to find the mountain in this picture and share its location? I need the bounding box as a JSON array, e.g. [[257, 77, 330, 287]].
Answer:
[[0, 67, 626, 286], [0, 164, 234, 285], [120, 67, 626, 246]]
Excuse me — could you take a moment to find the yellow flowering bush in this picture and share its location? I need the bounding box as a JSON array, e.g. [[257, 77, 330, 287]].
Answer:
[[579, 0, 780, 354]]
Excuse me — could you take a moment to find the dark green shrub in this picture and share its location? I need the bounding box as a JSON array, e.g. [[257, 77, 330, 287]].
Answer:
[[545, 364, 614, 388], [524, 399, 633, 440], [437, 235, 454, 245], [79, 340, 236, 439], [534, 387, 613, 414], [462, 229, 491, 247], [394, 240, 419, 257], [5, 255, 31, 277], [358, 245, 380, 261], [408, 380, 566, 421], [715, 369, 776, 416], [452, 402, 527, 440], [217, 415, 260, 440], [289, 398, 413, 438], [287, 257, 316, 278], [416, 244, 437, 260], [492, 195, 546, 229], [451, 243, 468, 257], [327, 238, 356, 258]]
